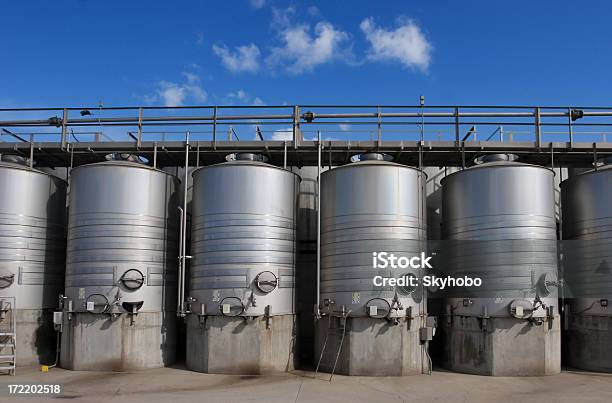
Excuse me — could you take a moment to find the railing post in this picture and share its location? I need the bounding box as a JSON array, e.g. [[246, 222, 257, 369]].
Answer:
[[29, 134, 34, 168], [213, 106, 217, 145], [137, 107, 143, 148], [61, 108, 68, 149], [293, 105, 301, 149], [454, 107, 460, 147], [535, 107, 542, 150], [567, 107, 573, 148], [377, 106, 382, 148]]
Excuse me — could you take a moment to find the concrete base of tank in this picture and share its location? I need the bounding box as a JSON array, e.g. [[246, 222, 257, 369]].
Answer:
[[314, 316, 427, 376], [0, 309, 57, 366], [185, 314, 296, 374], [442, 315, 561, 376], [564, 314, 612, 373], [59, 311, 176, 371]]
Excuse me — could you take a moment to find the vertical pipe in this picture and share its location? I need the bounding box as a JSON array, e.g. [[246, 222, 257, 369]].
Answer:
[[316, 130, 322, 309], [177, 206, 184, 315], [178, 132, 190, 316]]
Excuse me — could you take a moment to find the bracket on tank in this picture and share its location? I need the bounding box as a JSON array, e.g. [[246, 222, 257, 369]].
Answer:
[[264, 305, 272, 329], [184, 296, 197, 314], [317, 298, 335, 319], [405, 306, 413, 330]]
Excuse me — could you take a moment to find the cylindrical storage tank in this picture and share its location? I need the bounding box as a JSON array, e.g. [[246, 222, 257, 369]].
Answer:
[[61, 160, 179, 371], [440, 154, 561, 376], [0, 156, 67, 366], [186, 153, 299, 374], [561, 159, 612, 372], [317, 153, 428, 376]]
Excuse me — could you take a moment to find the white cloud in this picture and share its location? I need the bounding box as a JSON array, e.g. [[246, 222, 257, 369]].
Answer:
[[250, 0, 266, 9], [182, 72, 200, 84], [226, 89, 266, 106], [307, 6, 319, 17], [338, 123, 350, 131], [147, 73, 207, 107], [212, 43, 261, 73], [360, 17, 432, 72], [271, 6, 295, 28], [267, 21, 351, 74], [271, 127, 294, 140]]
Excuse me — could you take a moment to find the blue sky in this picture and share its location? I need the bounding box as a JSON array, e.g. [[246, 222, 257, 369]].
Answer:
[[2, 0, 611, 109]]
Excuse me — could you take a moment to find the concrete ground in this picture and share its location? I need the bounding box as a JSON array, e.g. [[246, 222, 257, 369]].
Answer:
[[0, 366, 610, 403]]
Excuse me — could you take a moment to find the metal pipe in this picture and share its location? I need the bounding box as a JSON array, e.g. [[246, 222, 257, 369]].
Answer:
[[177, 206, 184, 316], [316, 130, 322, 309], [3, 109, 612, 128], [179, 133, 190, 316]]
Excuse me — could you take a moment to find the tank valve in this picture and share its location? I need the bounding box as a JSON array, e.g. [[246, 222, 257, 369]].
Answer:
[[197, 304, 207, 328], [122, 301, 144, 326]]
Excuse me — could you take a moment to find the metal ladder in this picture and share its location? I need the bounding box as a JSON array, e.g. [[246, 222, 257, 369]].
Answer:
[[0, 297, 16, 375], [315, 310, 349, 381]]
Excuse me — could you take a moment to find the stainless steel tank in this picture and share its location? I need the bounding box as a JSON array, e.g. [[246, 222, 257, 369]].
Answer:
[[320, 153, 427, 319], [441, 154, 559, 317], [61, 159, 179, 370], [188, 153, 299, 317], [185, 153, 299, 374], [440, 154, 560, 376], [315, 153, 428, 376], [0, 156, 67, 365], [561, 158, 612, 372]]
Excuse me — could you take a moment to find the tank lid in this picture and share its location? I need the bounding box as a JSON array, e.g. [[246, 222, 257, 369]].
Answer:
[[0, 154, 34, 166], [350, 153, 393, 163], [225, 153, 269, 163], [0, 154, 66, 183], [474, 154, 518, 165], [561, 156, 612, 185], [73, 160, 179, 180], [105, 153, 149, 165], [595, 156, 612, 167]]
